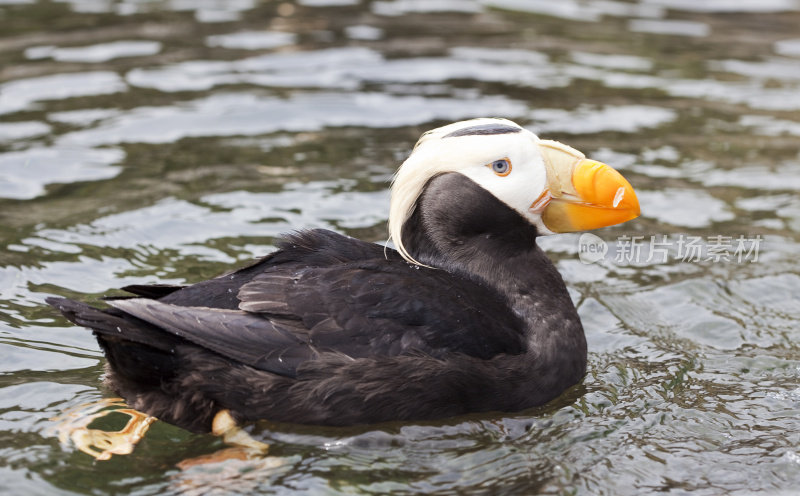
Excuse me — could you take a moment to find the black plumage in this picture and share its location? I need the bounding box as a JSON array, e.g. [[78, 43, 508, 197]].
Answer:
[[48, 173, 586, 431], [48, 159, 589, 432]]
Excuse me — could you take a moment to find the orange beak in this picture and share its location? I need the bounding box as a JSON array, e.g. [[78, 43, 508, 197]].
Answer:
[[534, 140, 640, 233]]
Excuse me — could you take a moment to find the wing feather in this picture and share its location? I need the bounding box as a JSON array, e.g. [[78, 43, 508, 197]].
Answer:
[[107, 299, 311, 376]]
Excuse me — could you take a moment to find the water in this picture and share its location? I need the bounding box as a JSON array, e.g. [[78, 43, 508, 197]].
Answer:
[[1, 0, 799, 494]]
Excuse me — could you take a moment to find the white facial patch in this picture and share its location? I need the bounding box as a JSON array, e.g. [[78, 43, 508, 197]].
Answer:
[[452, 130, 550, 228]]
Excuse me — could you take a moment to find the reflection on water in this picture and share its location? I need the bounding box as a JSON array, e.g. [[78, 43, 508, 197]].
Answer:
[[25, 40, 163, 63], [0, 147, 123, 199], [0, 0, 799, 494], [56, 91, 527, 146], [0, 71, 126, 115]]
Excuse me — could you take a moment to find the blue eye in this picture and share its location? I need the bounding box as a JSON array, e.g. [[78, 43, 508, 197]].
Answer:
[[490, 159, 511, 176]]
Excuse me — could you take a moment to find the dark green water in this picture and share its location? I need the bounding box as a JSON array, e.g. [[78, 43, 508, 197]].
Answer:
[[1, 0, 799, 494]]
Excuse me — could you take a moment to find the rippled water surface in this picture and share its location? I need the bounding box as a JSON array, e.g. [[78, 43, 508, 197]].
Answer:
[[1, 0, 799, 494]]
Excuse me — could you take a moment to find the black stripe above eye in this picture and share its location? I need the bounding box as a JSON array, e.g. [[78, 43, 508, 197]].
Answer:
[[443, 123, 522, 138]]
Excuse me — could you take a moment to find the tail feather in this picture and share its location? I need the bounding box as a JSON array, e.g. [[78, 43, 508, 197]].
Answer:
[[47, 297, 178, 351], [46, 296, 181, 386], [119, 284, 185, 299]]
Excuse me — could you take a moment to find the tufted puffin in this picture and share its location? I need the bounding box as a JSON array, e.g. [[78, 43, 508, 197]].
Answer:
[[48, 118, 639, 435]]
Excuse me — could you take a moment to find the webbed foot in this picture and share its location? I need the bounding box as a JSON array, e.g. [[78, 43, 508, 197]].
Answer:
[[175, 410, 272, 470]]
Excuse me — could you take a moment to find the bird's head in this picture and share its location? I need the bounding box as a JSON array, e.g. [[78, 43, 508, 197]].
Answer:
[[389, 118, 640, 265]]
